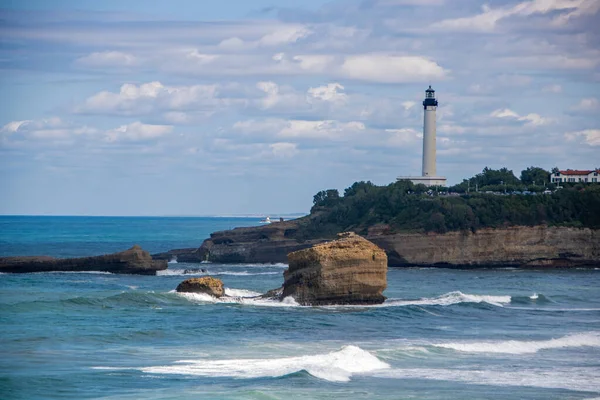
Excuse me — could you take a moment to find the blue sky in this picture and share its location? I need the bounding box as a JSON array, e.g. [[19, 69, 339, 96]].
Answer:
[[1, 0, 599, 216]]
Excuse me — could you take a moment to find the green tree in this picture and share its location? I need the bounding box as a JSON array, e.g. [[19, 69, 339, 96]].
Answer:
[[521, 166, 550, 185]]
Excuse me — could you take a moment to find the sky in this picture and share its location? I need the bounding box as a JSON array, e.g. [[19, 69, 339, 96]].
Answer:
[[0, 0, 599, 216]]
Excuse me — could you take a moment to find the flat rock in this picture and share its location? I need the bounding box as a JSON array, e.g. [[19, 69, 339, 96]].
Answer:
[[176, 277, 225, 297], [0, 245, 168, 275], [282, 232, 387, 305]]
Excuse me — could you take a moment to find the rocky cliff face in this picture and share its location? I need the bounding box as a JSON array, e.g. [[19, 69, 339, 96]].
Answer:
[[193, 221, 328, 263], [188, 222, 599, 268], [368, 226, 599, 268], [0, 245, 168, 275], [283, 232, 387, 305]]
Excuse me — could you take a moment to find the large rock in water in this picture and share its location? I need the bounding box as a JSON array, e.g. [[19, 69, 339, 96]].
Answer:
[[0, 245, 168, 275], [176, 277, 225, 297], [282, 232, 387, 305]]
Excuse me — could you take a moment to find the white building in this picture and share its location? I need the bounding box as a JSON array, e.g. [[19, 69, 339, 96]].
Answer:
[[551, 169, 600, 184], [397, 86, 447, 187]]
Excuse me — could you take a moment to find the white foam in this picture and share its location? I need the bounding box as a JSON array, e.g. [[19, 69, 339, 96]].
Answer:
[[157, 269, 205, 276], [224, 288, 262, 297], [530, 293, 539, 300], [374, 366, 600, 392], [175, 290, 299, 308], [158, 269, 279, 276], [168, 258, 178, 264], [382, 291, 511, 308], [34, 270, 113, 275], [215, 271, 281, 276], [435, 332, 600, 354], [140, 345, 389, 382]]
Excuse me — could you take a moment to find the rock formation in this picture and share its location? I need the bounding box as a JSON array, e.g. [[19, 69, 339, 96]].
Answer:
[[178, 221, 599, 268], [282, 232, 388, 305], [0, 245, 167, 275], [176, 277, 225, 297], [154, 220, 328, 263], [368, 226, 600, 268]]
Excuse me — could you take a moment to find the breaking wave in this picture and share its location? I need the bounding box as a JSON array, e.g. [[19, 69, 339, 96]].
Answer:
[[157, 269, 280, 277], [382, 291, 511, 308], [137, 345, 389, 382], [174, 289, 299, 308], [434, 332, 600, 354]]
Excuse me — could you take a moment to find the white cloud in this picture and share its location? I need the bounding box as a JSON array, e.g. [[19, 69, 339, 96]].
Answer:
[[340, 55, 447, 83], [79, 81, 230, 116], [436, 0, 599, 32], [292, 54, 336, 72], [269, 142, 298, 157], [490, 108, 552, 125], [490, 109, 520, 119], [401, 101, 416, 110], [76, 51, 137, 67], [307, 83, 347, 104], [1, 117, 96, 142], [258, 26, 312, 46], [234, 119, 365, 140], [385, 128, 421, 146], [565, 129, 600, 146], [573, 97, 600, 111], [104, 122, 173, 142], [186, 50, 219, 64], [542, 84, 563, 93]]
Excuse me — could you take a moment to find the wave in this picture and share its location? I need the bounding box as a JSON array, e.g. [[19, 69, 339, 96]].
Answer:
[[168, 258, 178, 264], [137, 345, 389, 382], [509, 293, 553, 305], [157, 269, 281, 277], [434, 332, 600, 354], [382, 291, 511, 308], [373, 366, 600, 392], [175, 290, 512, 309], [31, 271, 113, 275], [174, 290, 299, 308], [215, 271, 281, 276]]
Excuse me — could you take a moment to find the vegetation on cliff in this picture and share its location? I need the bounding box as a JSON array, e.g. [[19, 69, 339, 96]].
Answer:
[[295, 167, 600, 239]]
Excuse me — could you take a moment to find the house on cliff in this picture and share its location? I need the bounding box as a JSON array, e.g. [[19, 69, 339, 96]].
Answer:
[[551, 169, 600, 184]]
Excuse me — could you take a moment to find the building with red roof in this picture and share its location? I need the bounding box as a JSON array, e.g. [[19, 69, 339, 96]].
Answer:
[[551, 169, 600, 184]]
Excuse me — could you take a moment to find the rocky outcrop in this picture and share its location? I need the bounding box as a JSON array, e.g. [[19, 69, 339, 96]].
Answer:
[[282, 232, 387, 305], [189, 222, 599, 268], [195, 220, 328, 263], [368, 226, 600, 268], [0, 245, 168, 275], [176, 277, 224, 297]]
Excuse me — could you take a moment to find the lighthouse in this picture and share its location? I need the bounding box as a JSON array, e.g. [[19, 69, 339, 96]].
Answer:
[[422, 85, 438, 177], [397, 86, 447, 187]]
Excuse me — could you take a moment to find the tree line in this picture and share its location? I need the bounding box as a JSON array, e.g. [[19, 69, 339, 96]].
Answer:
[[293, 167, 600, 239]]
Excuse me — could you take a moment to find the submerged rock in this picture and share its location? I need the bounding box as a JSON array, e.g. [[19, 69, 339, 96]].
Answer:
[[0, 245, 167, 275], [176, 277, 225, 297], [282, 232, 388, 305]]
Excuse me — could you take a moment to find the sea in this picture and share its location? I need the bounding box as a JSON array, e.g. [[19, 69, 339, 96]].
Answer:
[[1, 216, 599, 400]]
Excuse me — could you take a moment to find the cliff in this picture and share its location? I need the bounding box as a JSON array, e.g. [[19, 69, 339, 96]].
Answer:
[[154, 219, 329, 263], [0, 245, 168, 275], [283, 232, 387, 305], [191, 221, 599, 268], [368, 226, 599, 268]]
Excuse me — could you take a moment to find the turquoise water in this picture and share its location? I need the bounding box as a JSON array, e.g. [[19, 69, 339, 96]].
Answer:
[[1, 217, 599, 399]]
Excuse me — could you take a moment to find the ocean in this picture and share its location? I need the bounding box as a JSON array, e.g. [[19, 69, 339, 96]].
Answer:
[[1, 216, 599, 399]]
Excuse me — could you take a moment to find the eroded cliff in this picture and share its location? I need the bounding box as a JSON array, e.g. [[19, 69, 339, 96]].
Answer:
[[189, 221, 599, 268]]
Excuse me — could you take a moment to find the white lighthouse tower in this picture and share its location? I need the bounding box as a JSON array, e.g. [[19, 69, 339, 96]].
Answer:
[[397, 86, 447, 187]]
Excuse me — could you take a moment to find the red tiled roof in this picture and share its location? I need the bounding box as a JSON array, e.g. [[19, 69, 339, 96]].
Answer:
[[559, 169, 595, 175]]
